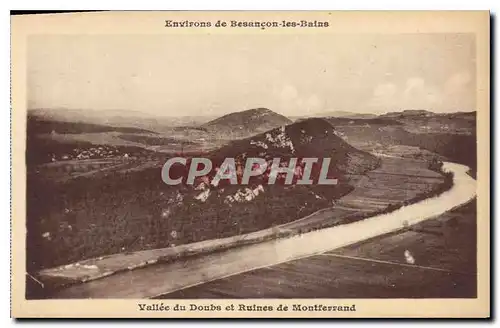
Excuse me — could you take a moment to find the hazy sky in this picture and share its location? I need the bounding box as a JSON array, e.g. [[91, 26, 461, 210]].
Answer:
[[28, 33, 476, 116]]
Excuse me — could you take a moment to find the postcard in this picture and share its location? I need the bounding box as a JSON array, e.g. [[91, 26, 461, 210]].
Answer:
[[10, 10, 490, 318]]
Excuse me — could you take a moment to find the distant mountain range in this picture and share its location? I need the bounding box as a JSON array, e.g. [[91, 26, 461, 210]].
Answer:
[[379, 110, 476, 120], [379, 110, 435, 118], [28, 107, 476, 139], [27, 116, 156, 135], [28, 108, 216, 132], [315, 111, 378, 119], [312, 109, 475, 120]]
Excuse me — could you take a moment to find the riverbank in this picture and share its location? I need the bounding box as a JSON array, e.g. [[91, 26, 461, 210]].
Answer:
[[45, 161, 476, 299], [32, 157, 454, 298], [161, 199, 477, 299]]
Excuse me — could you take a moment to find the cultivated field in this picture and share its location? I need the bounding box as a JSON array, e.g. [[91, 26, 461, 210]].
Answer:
[[275, 157, 446, 232], [161, 200, 476, 299]]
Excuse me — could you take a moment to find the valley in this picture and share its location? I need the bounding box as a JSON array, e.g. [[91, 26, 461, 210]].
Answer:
[[25, 106, 476, 299]]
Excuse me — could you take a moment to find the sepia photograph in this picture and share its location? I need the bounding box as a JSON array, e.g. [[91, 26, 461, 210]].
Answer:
[[10, 11, 490, 318]]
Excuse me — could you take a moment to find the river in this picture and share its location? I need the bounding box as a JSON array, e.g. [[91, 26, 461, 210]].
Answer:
[[52, 162, 476, 299]]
